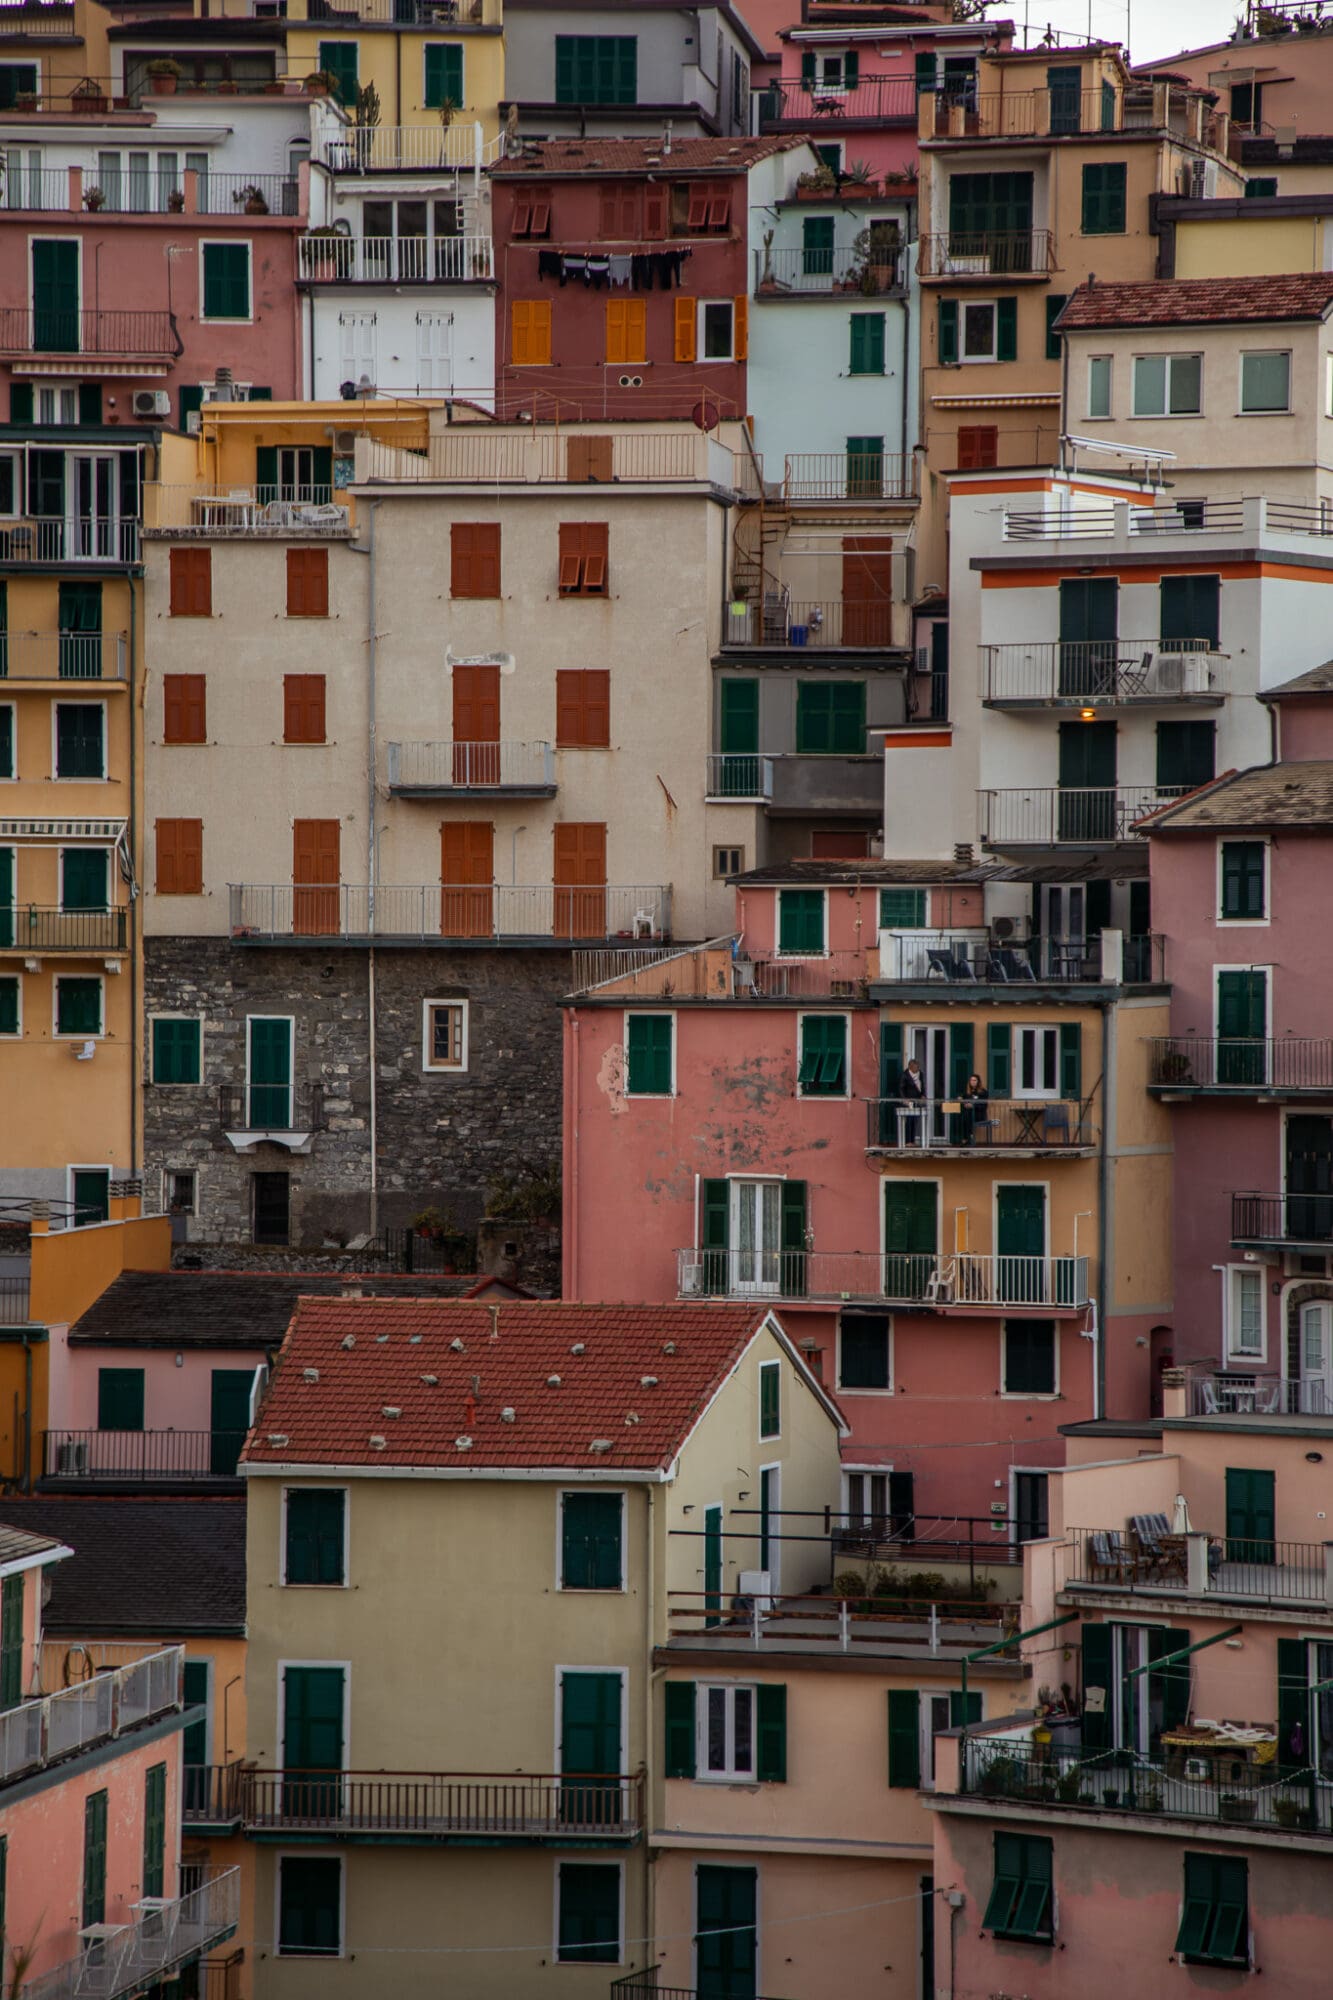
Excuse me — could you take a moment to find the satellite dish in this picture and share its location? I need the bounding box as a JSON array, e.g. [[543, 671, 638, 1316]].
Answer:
[[691, 398, 720, 433]]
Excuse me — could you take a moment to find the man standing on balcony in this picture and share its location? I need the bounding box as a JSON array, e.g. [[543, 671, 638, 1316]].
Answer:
[[899, 1056, 926, 1143]]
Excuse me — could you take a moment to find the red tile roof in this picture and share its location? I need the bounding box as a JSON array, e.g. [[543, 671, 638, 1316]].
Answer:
[[490, 136, 805, 177], [242, 1300, 807, 1474], [1056, 273, 1333, 331]]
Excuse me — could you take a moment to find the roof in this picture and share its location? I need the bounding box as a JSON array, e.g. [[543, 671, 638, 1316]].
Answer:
[[733, 858, 989, 887], [1147, 761, 1333, 832], [1262, 660, 1333, 700], [244, 1300, 843, 1474], [69, 1271, 478, 1349], [0, 1500, 245, 1634], [0, 1521, 70, 1570], [490, 136, 804, 177], [1056, 273, 1333, 333]]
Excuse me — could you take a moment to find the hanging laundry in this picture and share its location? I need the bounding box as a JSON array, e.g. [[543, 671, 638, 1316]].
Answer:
[[608, 255, 632, 286], [537, 249, 562, 282]]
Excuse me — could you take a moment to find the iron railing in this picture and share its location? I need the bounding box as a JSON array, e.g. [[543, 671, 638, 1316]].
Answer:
[[614, 1977, 791, 2000], [1188, 1372, 1333, 1417], [705, 753, 772, 800], [0, 908, 128, 952], [982, 640, 1222, 704], [315, 121, 500, 173], [1, 168, 77, 211], [722, 598, 896, 646], [336, 0, 501, 22], [386, 740, 556, 792], [877, 929, 1117, 983], [918, 229, 1055, 277], [675, 1247, 1026, 1304], [20, 1867, 240, 2000], [0, 517, 139, 564], [781, 452, 918, 501], [0, 1276, 31, 1322], [243, 1768, 643, 1838], [228, 883, 672, 943], [194, 171, 300, 215], [218, 1082, 325, 1134], [754, 245, 905, 297], [0, 632, 128, 680], [0, 1646, 180, 1786], [297, 231, 494, 281], [979, 785, 1188, 845], [42, 1429, 249, 1481], [1003, 500, 1247, 542], [866, 1097, 1096, 1151], [144, 486, 349, 535], [1232, 1192, 1333, 1247], [738, 950, 872, 998], [1065, 1526, 1333, 1603], [922, 85, 1151, 137], [0, 308, 176, 356], [184, 1761, 246, 1824], [1150, 1037, 1333, 1091], [757, 74, 918, 124]]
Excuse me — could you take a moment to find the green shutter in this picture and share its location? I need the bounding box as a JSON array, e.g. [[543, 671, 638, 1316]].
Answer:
[[626, 1014, 672, 1095], [949, 1023, 974, 1097], [1059, 1023, 1081, 1099], [318, 40, 359, 104], [799, 1014, 847, 1095], [843, 50, 858, 89], [756, 1683, 787, 1781], [759, 1359, 782, 1437], [664, 1680, 696, 1777], [0, 1577, 22, 1711], [915, 51, 936, 91], [56, 704, 103, 777], [61, 849, 107, 913], [796, 682, 865, 755], [1148, 1625, 1190, 1732], [779, 889, 824, 954], [780, 1183, 806, 1298], [202, 243, 250, 321], [987, 1023, 1011, 1096], [879, 1023, 903, 1094], [849, 312, 886, 375], [1160, 573, 1220, 651], [702, 1178, 729, 1290], [949, 1691, 982, 1727], [285, 1489, 346, 1585], [1176, 1854, 1248, 1965], [887, 1689, 920, 1787], [152, 1017, 201, 1085], [279, 1856, 342, 1956], [179, 383, 204, 431], [1082, 161, 1126, 233], [558, 1863, 620, 1963], [562, 1492, 623, 1590], [1004, 1318, 1055, 1394], [0, 981, 17, 1037], [1245, 176, 1278, 197], [424, 42, 463, 109], [248, 1016, 292, 1126], [802, 215, 834, 275], [256, 445, 279, 502], [1156, 720, 1215, 791], [996, 296, 1018, 361], [143, 1763, 166, 1899], [985, 1833, 1051, 1939], [1278, 1636, 1309, 1770], [1221, 841, 1265, 920], [0, 715, 10, 782], [9, 385, 33, 425], [77, 381, 102, 425], [879, 889, 927, 928], [97, 1368, 144, 1432], [1081, 1621, 1111, 1750], [801, 49, 817, 85], [82, 1790, 108, 1928], [939, 297, 958, 365], [57, 978, 101, 1036], [1045, 294, 1067, 360]]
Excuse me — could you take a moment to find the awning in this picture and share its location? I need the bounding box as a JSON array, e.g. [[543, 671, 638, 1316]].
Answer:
[[0, 819, 128, 842], [14, 362, 169, 379]]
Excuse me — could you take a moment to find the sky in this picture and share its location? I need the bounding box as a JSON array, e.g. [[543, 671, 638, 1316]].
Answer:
[[1012, 0, 1239, 64]]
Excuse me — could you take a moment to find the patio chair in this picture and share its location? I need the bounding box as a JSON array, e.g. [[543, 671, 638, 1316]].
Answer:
[[949, 951, 976, 981], [926, 949, 955, 981], [999, 949, 1037, 982], [1130, 1512, 1174, 1576], [1255, 1382, 1283, 1414], [1199, 1378, 1221, 1414], [1041, 1103, 1072, 1145], [985, 952, 1010, 981], [1087, 1529, 1132, 1582]]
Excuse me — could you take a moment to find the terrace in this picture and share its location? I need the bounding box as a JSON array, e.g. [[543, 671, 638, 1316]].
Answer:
[[1151, 1039, 1333, 1094], [1065, 1522, 1333, 1608], [874, 928, 1162, 986], [229, 883, 672, 946], [296, 231, 494, 283], [242, 1767, 643, 1843], [0, 309, 178, 358], [865, 1096, 1097, 1155], [676, 1247, 1090, 1309], [42, 1428, 248, 1485], [144, 485, 351, 538], [313, 121, 501, 176], [917, 229, 1055, 280], [0, 518, 139, 566], [918, 78, 1215, 144], [1231, 1193, 1333, 1250], [753, 245, 905, 298], [704, 753, 883, 815], [0, 1645, 181, 1787], [982, 639, 1224, 707], [978, 785, 1187, 846], [358, 428, 744, 490], [1000, 493, 1333, 549], [21, 1869, 239, 2000]]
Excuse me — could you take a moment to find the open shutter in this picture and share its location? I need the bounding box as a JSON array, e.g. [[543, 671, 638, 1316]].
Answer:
[[938, 298, 958, 365], [664, 1681, 696, 1777], [702, 1178, 729, 1291], [1059, 1023, 1081, 1099], [1045, 294, 1068, 360], [948, 1023, 974, 1097], [1278, 1636, 1309, 1769], [995, 295, 1018, 361], [887, 1689, 920, 1787], [987, 1023, 1011, 1096], [801, 50, 816, 85], [1148, 1624, 1190, 1732], [674, 297, 696, 362], [1081, 1621, 1112, 1751], [755, 1684, 786, 1781], [878, 1023, 903, 1144], [256, 446, 278, 502], [734, 295, 748, 361], [781, 1181, 807, 1297], [915, 51, 937, 92]]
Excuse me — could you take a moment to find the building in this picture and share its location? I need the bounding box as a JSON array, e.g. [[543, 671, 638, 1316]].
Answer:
[[500, 0, 761, 140], [561, 859, 1173, 1527], [238, 1296, 845, 1999], [1158, 0, 1333, 156]]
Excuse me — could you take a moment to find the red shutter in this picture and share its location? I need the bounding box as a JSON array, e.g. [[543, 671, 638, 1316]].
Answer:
[[687, 188, 710, 230], [555, 669, 611, 748], [156, 818, 203, 894], [513, 195, 533, 236], [957, 425, 999, 470], [169, 548, 211, 617], [292, 819, 340, 935], [530, 197, 551, 237], [440, 821, 494, 937], [163, 674, 206, 744], [287, 548, 329, 617], [452, 522, 501, 598], [284, 675, 326, 744], [644, 187, 667, 238]]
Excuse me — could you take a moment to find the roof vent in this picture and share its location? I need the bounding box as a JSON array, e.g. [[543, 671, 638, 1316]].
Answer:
[[589, 1437, 612, 1452], [409, 1333, 422, 1345], [954, 842, 974, 864], [266, 1433, 288, 1447], [662, 1341, 677, 1354], [548, 1373, 562, 1387], [640, 1375, 658, 1388], [376, 1333, 390, 1344], [382, 1405, 401, 1418], [455, 1435, 473, 1450], [624, 1412, 641, 1425], [369, 1434, 387, 1450], [500, 1406, 516, 1423], [571, 1342, 586, 1355], [450, 1337, 467, 1353], [341, 1334, 356, 1350], [421, 1373, 439, 1386], [303, 1367, 320, 1383]]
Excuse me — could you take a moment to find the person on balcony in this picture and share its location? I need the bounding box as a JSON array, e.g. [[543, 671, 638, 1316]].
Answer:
[[960, 1072, 989, 1145], [899, 1057, 926, 1143]]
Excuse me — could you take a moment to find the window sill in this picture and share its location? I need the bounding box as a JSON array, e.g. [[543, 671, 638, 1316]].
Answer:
[[988, 1930, 1054, 1947]]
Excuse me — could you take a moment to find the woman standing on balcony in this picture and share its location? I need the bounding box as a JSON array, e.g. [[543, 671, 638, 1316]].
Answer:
[[960, 1073, 989, 1145]]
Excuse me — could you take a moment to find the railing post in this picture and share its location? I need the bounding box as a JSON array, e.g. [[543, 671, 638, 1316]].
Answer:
[[840, 1599, 849, 1652], [751, 1598, 761, 1648], [1187, 1532, 1210, 1595], [929, 1603, 940, 1654]]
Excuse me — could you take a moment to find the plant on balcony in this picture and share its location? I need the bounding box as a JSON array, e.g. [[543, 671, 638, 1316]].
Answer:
[[438, 93, 460, 128], [83, 184, 107, 210], [71, 77, 109, 112], [146, 57, 182, 93], [1274, 1795, 1315, 1829], [167, 188, 186, 212], [233, 184, 270, 214], [355, 78, 381, 126], [1220, 1793, 1257, 1823], [840, 158, 877, 196], [978, 1754, 1026, 1799], [1158, 1050, 1195, 1084], [304, 70, 340, 96], [1055, 1764, 1086, 1804], [795, 163, 837, 198]]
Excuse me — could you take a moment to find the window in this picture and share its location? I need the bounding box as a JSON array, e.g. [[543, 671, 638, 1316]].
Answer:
[[795, 682, 865, 755], [1156, 719, 1215, 791], [511, 193, 552, 239], [759, 1358, 780, 1438], [802, 214, 834, 276], [802, 47, 858, 91], [284, 1487, 347, 1585], [778, 888, 825, 955], [278, 1855, 342, 1956], [317, 39, 358, 103], [169, 547, 211, 617], [422, 999, 468, 1072], [839, 1310, 890, 1390], [1240, 349, 1291, 413], [849, 312, 886, 375], [1081, 161, 1126, 233], [156, 819, 203, 895], [283, 676, 327, 744], [699, 300, 738, 362], [554, 34, 637, 104], [253, 1170, 290, 1246], [0, 709, 10, 782], [1176, 1854, 1247, 1966], [604, 297, 646, 364], [1245, 175, 1278, 197], [423, 41, 463, 110], [143, 1763, 166, 1900], [983, 1832, 1052, 1941], [957, 425, 998, 469], [626, 1013, 673, 1095], [1132, 353, 1202, 416], [287, 548, 329, 617], [598, 188, 638, 238], [1045, 294, 1067, 361], [61, 848, 107, 912], [1227, 1267, 1264, 1358], [1014, 1025, 1058, 1098], [959, 298, 1017, 364], [82, 1790, 107, 1929], [560, 1491, 624, 1589], [451, 522, 501, 599], [714, 845, 743, 878], [97, 1368, 144, 1431], [702, 1683, 754, 1778], [557, 1862, 621, 1963], [1221, 840, 1265, 920], [55, 704, 104, 778], [1003, 1318, 1057, 1394], [168, 1171, 197, 1216], [202, 242, 251, 320], [0, 980, 18, 1037], [152, 1017, 202, 1085], [555, 669, 611, 747], [684, 185, 731, 233], [0, 1577, 19, 1711], [163, 675, 206, 745], [1160, 573, 1220, 653], [558, 523, 609, 596], [55, 976, 102, 1037], [685, 1681, 786, 1782], [1087, 355, 1112, 418], [879, 888, 928, 928], [798, 1014, 848, 1096], [511, 299, 552, 366]]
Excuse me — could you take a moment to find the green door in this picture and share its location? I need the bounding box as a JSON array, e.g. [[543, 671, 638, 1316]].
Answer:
[[1058, 578, 1117, 696], [73, 1170, 110, 1226], [32, 240, 79, 354], [559, 1670, 622, 1827], [1217, 970, 1267, 1087], [210, 1369, 253, 1476], [1225, 1467, 1276, 1565], [996, 1184, 1047, 1303], [0, 849, 12, 951], [718, 680, 760, 797], [57, 582, 101, 680], [248, 1018, 292, 1128], [282, 1666, 344, 1816], [704, 1502, 723, 1626], [1286, 1116, 1333, 1243], [82, 1790, 107, 1927], [183, 1659, 209, 1811], [696, 1865, 758, 2000], [1058, 719, 1116, 840], [1047, 63, 1082, 133], [884, 1180, 937, 1299], [0, 1576, 22, 1710]]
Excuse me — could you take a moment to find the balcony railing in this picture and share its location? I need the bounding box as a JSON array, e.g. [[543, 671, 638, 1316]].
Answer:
[[918, 230, 1055, 278], [665, 1587, 1010, 1650], [2, 169, 78, 212], [979, 785, 1188, 845], [21, 1867, 239, 2000], [1233, 1192, 1333, 1248], [922, 80, 1205, 142], [315, 121, 501, 173], [218, 1083, 325, 1136], [754, 245, 905, 297], [360, 429, 736, 486], [0, 517, 139, 564], [723, 598, 897, 647], [982, 640, 1222, 705], [386, 740, 556, 794], [0, 308, 177, 357], [1150, 1037, 1333, 1092], [329, 0, 500, 22], [675, 1247, 1081, 1306], [297, 232, 493, 282], [738, 949, 873, 998], [942, 1253, 1089, 1309], [144, 486, 350, 537], [782, 453, 917, 502], [0, 908, 129, 953], [1065, 1525, 1333, 1603], [0, 1646, 180, 1787], [194, 171, 300, 216], [1187, 1371, 1333, 1418], [184, 1761, 245, 1825], [242, 1768, 643, 1840], [758, 73, 917, 124], [866, 1097, 1096, 1152], [613, 1976, 792, 2000], [0, 1275, 31, 1322], [705, 753, 881, 814], [1003, 499, 1253, 543], [42, 1429, 248, 1482], [228, 883, 672, 944], [0, 632, 128, 680]]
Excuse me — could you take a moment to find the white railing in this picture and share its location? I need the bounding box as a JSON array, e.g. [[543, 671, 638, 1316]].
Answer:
[[144, 486, 350, 535], [944, 1253, 1090, 1309], [359, 428, 738, 487], [1000, 496, 1327, 545], [21, 1867, 239, 2000], [979, 785, 1189, 845], [1, 167, 73, 211], [982, 640, 1222, 703], [387, 740, 555, 790], [0, 517, 138, 563], [298, 231, 493, 282], [229, 882, 672, 942], [0, 1646, 181, 1784], [316, 120, 500, 174]]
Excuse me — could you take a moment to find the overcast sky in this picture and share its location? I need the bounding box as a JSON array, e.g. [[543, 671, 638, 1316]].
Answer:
[[1014, 0, 1238, 64]]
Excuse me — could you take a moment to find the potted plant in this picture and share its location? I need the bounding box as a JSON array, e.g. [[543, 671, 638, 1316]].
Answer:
[[438, 93, 459, 130], [1220, 1793, 1257, 1823], [83, 184, 106, 211], [166, 187, 185, 212], [1158, 1049, 1195, 1084], [304, 222, 347, 278], [840, 157, 877, 197], [795, 163, 837, 200], [304, 70, 339, 97], [234, 184, 270, 215], [1274, 1795, 1315, 1829], [15, 89, 37, 110], [146, 57, 182, 95], [978, 1755, 1025, 1800], [71, 76, 108, 113]]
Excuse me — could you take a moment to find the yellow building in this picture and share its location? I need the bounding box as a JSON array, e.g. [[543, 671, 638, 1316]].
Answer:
[[283, 0, 504, 145]]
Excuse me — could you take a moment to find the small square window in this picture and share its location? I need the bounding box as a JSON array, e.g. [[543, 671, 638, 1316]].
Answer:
[[714, 845, 744, 878], [797, 1014, 848, 1096], [423, 999, 468, 1073], [700, 300, 735, 361], [1240, 349, 1291, 413]]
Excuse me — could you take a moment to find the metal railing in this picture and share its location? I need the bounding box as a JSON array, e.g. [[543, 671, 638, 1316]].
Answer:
[[866, 1097, 1096, 1152], [195, 171, 300, 216], [1150, 1037, 1333, 1091], [665, 1587, 1006, 1651], [982, 640, 1222, 704], [918, 229, 1055, 277], [781, 453, 917, 502], [927, 85, 1135, 137], [0, 1645, 180, 1786], [42, 1429, 248, 1481], [738, 950, 873, 998], [1233, 1192, 1333, 1247], [1, 168, 75, 211], [297, 231, 493, 281], [228, 882, 672, 943], [21, 1866, 240, 2000], [0, 307, 176, 356], [336, 0, 500, 21], [757, 73, 918, 124], [33, 1640, 180, 1695], [1066, 1525, 1332, 1602], [979, 785, 1188, 845], [1003, 500, 1248, 542], [754, 245, 905, 297], [0, 632, 127, 680], [0, 1276, 31, 1322], [218, 1082, 324, 1135], [0, 517, 139, 564], [387, 740, 555, 792], [945, 1253, 1090, 1308], [1187, 1372, 1333, 1418], [144, 486, 350, 536], [679, 1248, 960, 1304], [315, 121, 500, 173], [243, 1767, 643, 1837], [613, 1977, 792, 2000], [360, 428, 732, 486], [0, 908, 129, 952], [879, 929, 1162, 984], [705, 752, 772, 800], [184, 1761, 245, 1824], [723, 597, 895, 647]]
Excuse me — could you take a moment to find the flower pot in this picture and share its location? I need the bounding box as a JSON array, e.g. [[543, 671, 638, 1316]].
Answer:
[[151, 75, 177, 95], [841, 180, 874, 198], [245, 197, 268, 214], [1220, 1798, 1257, 1823]]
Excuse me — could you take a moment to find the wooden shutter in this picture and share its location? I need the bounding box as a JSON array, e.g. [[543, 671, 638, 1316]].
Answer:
[[702, 1178, 729, 1279], [887, 1689, 920, 1787], [938, 297, 958, 364], [996, 296, 1018, 361], [755, 1684, 786, 1781], [780, 1182, 807, 1297], [556, 670, 611, 748], [627, 1014, 672, 1094], [567, 435, 613, 482], [674, 297, 696, 362], [156, 819, 203, 895], [1080, 1621, 1112, 1750], [287, 548, 329, 617], [451, 522, 501, 599], [424, 41, 462, 109], [82, 1790, 108, 1928], [958, 425, 998, 469], [512, 299, 551, 365], [163, 674, 206, 744], [169, 547, 211, 617], [644, 187, 667, 238], [734, 294, 748, 360], [293, 819, 340, 935], [605, 298, 643, 365], [553, 822, 607, 936], [152, 1016, 201, 1083], [687, 188, 710, 230], [1147, 1624, 1190, 1731], [203, 242, 250, 320], [664, 1681, 696, 1777], [440, 821, 494, 937], [558, 523, 609, 596], [283, 675, 327, 745], [987, 1022, 1011, 1095]]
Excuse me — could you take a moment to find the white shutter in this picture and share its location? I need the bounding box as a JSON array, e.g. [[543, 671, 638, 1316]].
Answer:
[[416, 312, 453, 391], [338, 312, 376, 381]]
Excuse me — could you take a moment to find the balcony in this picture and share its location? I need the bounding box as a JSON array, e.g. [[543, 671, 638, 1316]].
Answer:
[[1233, 1192, 1333, 1249], [0, 1274, 30, 1322], [920, 82, 1182, 142], [780, 453, 917, 503], [1065, 1525, 1333, 1606], [675, 1247, 1084, 1306], [297, 232, 494, 283], [219, 1083, 324, 1152], [876, 928, 1162, 985], [386, 740, 556, 798], [0, 908, 129, 954], [705, 754, 882, 817], [754, 245, 905, 298], [736, 949, 873, 999], [982, 640, 1223, 707], [315, 121, 501, 174], [1185, 1371, 1333, 1419], [0, 518, 139, 566], [42, 1429, 248, 1485], [242, 1768, 643, 1843], [21, 1868, 239, 2000], [228, 883, 672, 946], [979, 785, 1188, 846], [184, 1761, 245, 1831], [360, 428, 740, 488], [144, 486, 351, 538], [866, 1096, 1097, 1154], [0, 308, 178, 359], [1150, 1037, 1333, 1094], [664, 1586, 1014, 1653], [758, 73, 917, 127], [934, 1253, 1089, 1310], [1001, 493, 1333, 548], [613, 1979, 791, 2000], [722, 599, 901, 649], [0, 632, 128, 681], [0, 1646, 180, 1788], [917, 230, 1055, 280], [321, 0, 500, 23]]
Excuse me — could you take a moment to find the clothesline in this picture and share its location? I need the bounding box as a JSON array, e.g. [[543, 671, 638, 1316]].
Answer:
[[535, 248, 694, 290]]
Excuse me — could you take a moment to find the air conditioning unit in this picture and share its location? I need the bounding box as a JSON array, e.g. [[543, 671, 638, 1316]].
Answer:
[[132, 389, 171, 419], [1179, 651, 1211, 692], [57, 1441, 89, 1475], [738, 1569, 773, 1614], [186, 411, 202, 436], [1154, 652, 1185, 693], [334, 430, 358, 454], [680, 1263, 705, 1296], [991, 915, 1016, 940]]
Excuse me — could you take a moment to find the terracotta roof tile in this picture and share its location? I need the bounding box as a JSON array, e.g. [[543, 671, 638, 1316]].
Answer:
[[242, 1300, 781, 1473], [1147, 760, 1333, 831], [1056, 273, 1333, 332], [490, 136, 803, 177]]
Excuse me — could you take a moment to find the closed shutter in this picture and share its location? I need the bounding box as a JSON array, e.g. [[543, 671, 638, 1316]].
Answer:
[[987, 1022, 1011, 1095], [795, 681, 865, 754], [1058, 1023, 1081, 1098], [170, 547, 211, 617], [512, 299, 552, 365], [561, 1492, 623, 1588], [755, 1683, 787, 1781], [778, 889, 824, 953], [1080, 1622, 1112, 1750], [604, 297, 646, 364], [1082, 161, 1126, 232], [1278, 1636, 1309, 1769], [57, 978, 102, 1036], [627, 1014, 672, 1094], [287, 548, 329, 617], [82, 1790, 108, 1928], [949, 1023, 974, 1096], [156, 819, 203, 895], [318, 40, 359, 104], [0, 981, 16, 1037], [996, 296, 1018, 361], [279, 1857, 342, 1956], [143, 1763, 167, 1899], [285, 1488, 346, 1584], [97, 1368, 144, 1431], [283, 675, 326, 744], [152, 1017, 201, 1084], [1147, 1625, 1190, 1733], [423, 42, 463, 109], [674, 297, 696, 362], [887, 1689, 921, 1787], [884, 1181, 937, 1299], [849, 312, 885, 375], [938, 297, 958, 364], [202, 242, 250, 319], [1160, 573, 1221, 651], [957, 425, 998, 469], [557, 1863, 620, 1963], [256, 445, 279, 503], [163, 673, 206, 743], [701, 1178, 729, 1290], [56, 704, 104, 777], [734, 294, 748, 360], [664, 1680, 696, 1777], [62, 848, 107, 911], [798, 1014, 847, 1095], [0, 1578, 21, 1711], [1221, 841, 1265, 920], [555, 669, 611, 748], [451, 522, 501, 599], [248, 1016, 293, 1127], [877, 1023, 903, 1141], [1156, 719, 1215, 791]]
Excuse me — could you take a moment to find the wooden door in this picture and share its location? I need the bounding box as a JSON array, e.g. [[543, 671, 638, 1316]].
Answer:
[[553, 822, 607, 938], [1225, 1466, 1276, 1565], [440, 821, 493, 937], [695, 1866, 758, 2000], [841, 537, 894, 646], [1057, 721, 1116, 840], [451, 663, 501, 786], [292, 819, 339, 936]]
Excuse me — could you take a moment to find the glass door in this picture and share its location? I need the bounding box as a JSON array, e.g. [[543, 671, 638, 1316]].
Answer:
[[1299, 1303, 1332, 1414], [730, 1180, 781, 1293], [69, 455, 119, 560]]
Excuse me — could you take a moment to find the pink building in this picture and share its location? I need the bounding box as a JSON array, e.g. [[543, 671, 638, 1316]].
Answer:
[[1146, 673, 1333, 1399], [563, 857, 1171, 1530]]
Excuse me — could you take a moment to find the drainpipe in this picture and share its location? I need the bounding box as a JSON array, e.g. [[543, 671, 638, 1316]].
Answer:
[[644, 1483, 656, 1970], [21, 1335, 32, 1491], [1095, 1000, 1112, 1420], [129, 571, 141, 1181], [348, 501, 380, 1235]]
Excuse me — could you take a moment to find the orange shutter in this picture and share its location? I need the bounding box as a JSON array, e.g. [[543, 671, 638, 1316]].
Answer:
[[156, 818, 203, 895], [512, 300, 532, 365], [283, 675, 326, 744], [169, 548, 211, 617], [624, 299, 645, 364], [163, 674, 206, 744], [287, 548, 329, 617], [553, 822, 608, 938], [292, 819, 340, 935], [734, 294, 748, 361], [452, 664, 501, 782], [440, 821, 494, 938], [556, 669, 611, 748], [451, 522, 501, 598], [674, 297, 696, 363], [605, 298, 627, 365], [513, 299, 551, 365]]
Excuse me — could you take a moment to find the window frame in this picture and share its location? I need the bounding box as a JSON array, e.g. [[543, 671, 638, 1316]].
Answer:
[[848, 310, 886, 377], [1131, 351, 1202, 418], [836, 1310, 892, 1394], [777, 887, 827, 958], [959, 297, 999, 364], [54, 974, 104, 1039], [557, 522, 609, 598], [52, 700, 106, 781], [1239, 346, 1292, 414], [1000, 1316, 1059, 1398], [554, 1858, 625, 1965], [1217, 837, 1268, 924], [150, 1013, 203, 1086], [796, 1011, 850, 1100], [1176, 1851, 1248, 1968], [1224, 1262, 1266, 1362], [698, 298, 736, 363], [1012, 1025, 1060, 1100], [758, 1357, 781, 1440], [624, 1010, 675, 1097], [450, 521, 501, 600], [555, 667, 611, 748], [200, 239, 253, 323], [275, 1852, 345, 1959], [556, 1488, 626, 1593], [0, 976, 21, 1039], [422, 997, 469, 1074], [281, 1486, 349, 1588], [1087, 354, 1112, 419], [697, 1681, 758, 1782]]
